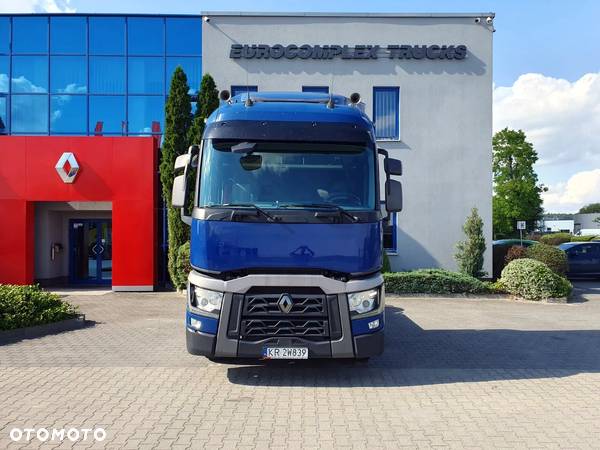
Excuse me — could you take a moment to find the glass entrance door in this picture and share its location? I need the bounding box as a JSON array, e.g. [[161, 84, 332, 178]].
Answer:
[[69, 219, 112, 285]]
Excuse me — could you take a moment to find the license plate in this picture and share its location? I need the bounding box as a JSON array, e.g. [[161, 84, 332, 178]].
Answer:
[[262, 347, 308, 359]]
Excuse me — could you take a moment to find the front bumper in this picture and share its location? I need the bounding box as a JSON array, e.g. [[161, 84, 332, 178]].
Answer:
[[186, 327, 384, 359], [186, 271, 385, 359]]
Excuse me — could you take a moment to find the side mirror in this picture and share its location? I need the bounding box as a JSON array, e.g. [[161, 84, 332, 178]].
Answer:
[[379, 148, 403, 213], [385, 179, 403, 212], [174, 153, 190, 170], [384, 158, 402, 176], [171, 145, 201, 225], [172, 174, 186, 208]]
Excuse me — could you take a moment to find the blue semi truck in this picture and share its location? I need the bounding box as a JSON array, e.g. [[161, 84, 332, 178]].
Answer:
[[172, 91, 402, 360]]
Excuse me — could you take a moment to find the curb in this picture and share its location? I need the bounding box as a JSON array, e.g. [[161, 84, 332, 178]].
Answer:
[[387, 293, 509, 300], [0, 314, 87, 343], [387, 293, 570, 304]]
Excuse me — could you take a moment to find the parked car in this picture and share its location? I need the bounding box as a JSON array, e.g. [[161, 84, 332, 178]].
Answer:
[[492, 239, 538, 279], [558, 242, 600, 278]]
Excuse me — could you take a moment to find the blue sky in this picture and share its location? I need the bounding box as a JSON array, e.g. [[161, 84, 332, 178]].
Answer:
[[63, 0, 600, 87], [5, 0, 600, 212]]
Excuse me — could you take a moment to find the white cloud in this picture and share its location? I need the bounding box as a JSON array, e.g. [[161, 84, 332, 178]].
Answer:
[[0, 0, 75, 13], [494, 72, 600, 212], [542, 169, 600, 213]]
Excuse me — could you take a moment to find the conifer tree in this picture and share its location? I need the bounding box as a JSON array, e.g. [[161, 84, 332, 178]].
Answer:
[[455, 207, 487, 277], [160, 67, 192, 287]]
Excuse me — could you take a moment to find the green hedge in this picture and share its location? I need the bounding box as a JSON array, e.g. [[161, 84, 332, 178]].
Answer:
[[500, 258, 572, 301], [384, 269, 494, 295], [0, 285, 77, 331], [539, 232, 572, 246], [525, 243, 568, 275], [570, 235, 598, 242], [174, 241, 191, 290]]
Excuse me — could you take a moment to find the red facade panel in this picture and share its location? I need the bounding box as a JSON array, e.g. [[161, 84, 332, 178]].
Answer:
[[0, 136, 158, 289]]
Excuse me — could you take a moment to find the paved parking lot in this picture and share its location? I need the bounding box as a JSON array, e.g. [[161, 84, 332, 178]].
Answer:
[[1, 282, 600, 449]]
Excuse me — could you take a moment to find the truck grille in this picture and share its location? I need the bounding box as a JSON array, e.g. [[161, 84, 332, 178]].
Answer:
[[238, 289, 334, 341], [244, 292, 325, 316], [241, 319, 329, 338]]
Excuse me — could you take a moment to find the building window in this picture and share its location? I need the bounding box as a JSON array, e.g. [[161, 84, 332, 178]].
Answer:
[[50, 56, 87, 94], [12, 17, 48, 54], [373, 87, 400, 140], [231, 85, 258, 97], [89, 17, 125, 55], [12, 56, 48, 93], [0, 95, 7, 133], [127, 17, 164, 56], [381, 204, 398, 254], [128, 95, 164, 135], [11, 95, 48, 133], [0, 18, 9, 54], [0, 56, 8, 93], [50, 95, 87, 134], [90, 56, 125, 94], [50, 17, 86, 55], [166, 18, 202, 56], [89, 95, 126, 134], [128, 57, 164, 95], [302, 86, 329, 93], [166, 57, 202, 95]]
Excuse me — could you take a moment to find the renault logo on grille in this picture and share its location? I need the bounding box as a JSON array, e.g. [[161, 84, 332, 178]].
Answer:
[[278, 294, 293, 314]]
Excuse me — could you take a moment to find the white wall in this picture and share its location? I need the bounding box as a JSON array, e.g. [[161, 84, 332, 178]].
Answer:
[[202, 14, 493, 274]]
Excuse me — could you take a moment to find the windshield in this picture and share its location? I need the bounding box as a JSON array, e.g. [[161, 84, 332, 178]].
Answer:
[[198, 140, 376, 211]]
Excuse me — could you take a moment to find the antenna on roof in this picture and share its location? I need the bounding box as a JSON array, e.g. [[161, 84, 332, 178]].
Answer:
[[245, 66, 253, 107], [327, 72, 335, 109]]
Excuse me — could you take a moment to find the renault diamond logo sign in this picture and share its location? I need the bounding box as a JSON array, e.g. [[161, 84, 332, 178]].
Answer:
[[55, 152, 80, 184], [278, 294, 293, 314]]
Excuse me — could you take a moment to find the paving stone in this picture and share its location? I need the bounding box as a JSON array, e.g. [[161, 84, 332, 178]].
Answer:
[[0, 289, 600, 448]]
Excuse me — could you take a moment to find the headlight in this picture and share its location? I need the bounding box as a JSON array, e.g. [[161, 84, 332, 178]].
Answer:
[[190, 286, 223, 315], [348, 288, 379, 316]]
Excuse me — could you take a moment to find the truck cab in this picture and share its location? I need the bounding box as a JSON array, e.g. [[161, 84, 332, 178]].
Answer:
[[172, 91, 402, 360]]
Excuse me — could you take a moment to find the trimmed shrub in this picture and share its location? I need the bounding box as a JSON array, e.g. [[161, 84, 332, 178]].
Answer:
[[384, 269, 493, 295], [0, 285, 77, 331], [174, 241, 191, 290], [505, 245, 527, 264], [525, 243, 568, 275], [500, 258, 572, 300], [570, 235, 596, 242], [539, 232, 572, 246], [525, 233, 542, 241]]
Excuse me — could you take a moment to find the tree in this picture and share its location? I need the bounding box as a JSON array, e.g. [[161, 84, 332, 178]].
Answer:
[[160, 66, 192, 288], [188, 74, 220, 145], [492, 128, 546, 238], [455, 207, 487, 277], [578, 203, 600, 214]]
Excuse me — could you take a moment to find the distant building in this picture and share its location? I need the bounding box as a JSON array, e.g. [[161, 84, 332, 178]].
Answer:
[[540, 219, 574, 233], [574, 213, 600, 235]]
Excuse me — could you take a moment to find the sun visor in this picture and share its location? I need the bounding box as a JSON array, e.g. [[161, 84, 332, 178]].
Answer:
[[204, 120, 373, 144]]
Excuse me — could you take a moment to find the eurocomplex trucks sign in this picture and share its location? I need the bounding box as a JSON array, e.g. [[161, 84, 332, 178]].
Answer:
[[230, 44, 468, 60]]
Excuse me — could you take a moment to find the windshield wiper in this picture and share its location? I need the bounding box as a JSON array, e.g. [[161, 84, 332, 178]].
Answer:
[[279, 203, 359, 223], [217, 203, 277, 222]]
